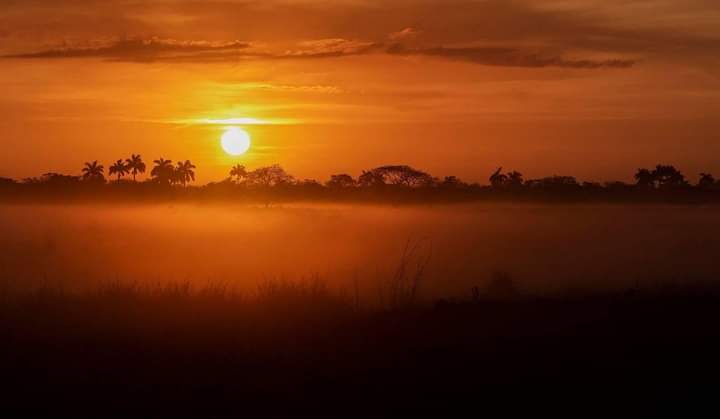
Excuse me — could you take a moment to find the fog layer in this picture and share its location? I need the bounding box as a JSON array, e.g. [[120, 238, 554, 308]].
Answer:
[[1, 204, 717, 297]]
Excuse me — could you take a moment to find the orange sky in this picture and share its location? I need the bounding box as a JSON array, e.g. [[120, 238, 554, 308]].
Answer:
[[1, 0, 719, 183]]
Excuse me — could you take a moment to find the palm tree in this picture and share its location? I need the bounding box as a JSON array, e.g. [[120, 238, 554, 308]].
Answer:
[[81, 161, 105, 182], [151, 158, 174, 185], [175, 160, 197, 187], [125, 154, 146, 182], [230, 164, 247, 183], [109, 160, 129, 182], [507, 171, 524, 187], [489, 167, 508, 188]]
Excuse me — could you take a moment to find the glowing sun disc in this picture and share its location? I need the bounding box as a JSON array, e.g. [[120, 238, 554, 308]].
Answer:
[[221, 127, 251, 156]]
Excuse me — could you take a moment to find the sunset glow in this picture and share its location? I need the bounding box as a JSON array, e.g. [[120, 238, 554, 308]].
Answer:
[[3, 2, 720, 413], [1, 0, 719, 183]]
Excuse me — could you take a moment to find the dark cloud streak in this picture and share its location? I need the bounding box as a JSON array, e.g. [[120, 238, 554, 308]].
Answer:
[[5, 38, 250, 62], [3, 36, 633, 69], [387, 44, 635, 69]]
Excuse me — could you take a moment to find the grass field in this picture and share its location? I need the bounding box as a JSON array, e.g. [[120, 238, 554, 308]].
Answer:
[[3, 203, 720, 416], [2, 203, 720, 297], [3, 280, 720, 416]]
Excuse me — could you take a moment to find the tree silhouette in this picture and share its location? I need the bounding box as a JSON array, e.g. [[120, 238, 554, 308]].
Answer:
[[358, 170, 386, 187], [175, 160, 196, 187], [525, 176, 579, 190], [439, 176, 464, 189], [246, 165, 294, 187], [326, 174, 356, 188], [507, 171, 524, 188], [489, 167, 508, 188], [653, 165, 687, 188], [230, 165, 247, 184], [490, 168, 523, 189], [361, 166, 434, 187], [125, 154, 146, 182], [151, 158, 174, 185], [81, 161, 105, 183], [698, 173, 716, 189], [299, 179, 323, 189], [109, 160, 129, 182], [31, 173, 80, 187], [634, 168, 655, 189]]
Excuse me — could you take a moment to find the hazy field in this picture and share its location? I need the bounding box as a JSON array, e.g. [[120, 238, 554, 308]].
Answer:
[[1, 203, 719, 297]]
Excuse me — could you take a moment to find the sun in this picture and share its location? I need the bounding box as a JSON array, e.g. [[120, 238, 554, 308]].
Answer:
[[221, 127, 251, 156]]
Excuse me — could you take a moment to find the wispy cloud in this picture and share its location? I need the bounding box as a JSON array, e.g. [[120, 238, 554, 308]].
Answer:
[[4, 35, 634, 69], [235, 83, 344, 94], [5, 37, 250, 62], [276, 39, 379, 59], [3, 37, 379, 63], [386, 44, 635, 69], [170, 117, 301, 126]]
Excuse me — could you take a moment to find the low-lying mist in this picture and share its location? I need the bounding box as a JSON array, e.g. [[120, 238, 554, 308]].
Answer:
[[1, 203, 719, 298]]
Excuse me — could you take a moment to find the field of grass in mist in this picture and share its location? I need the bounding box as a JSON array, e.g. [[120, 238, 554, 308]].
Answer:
[[4, 202, 720, 415], [1, 202, 719, 298]]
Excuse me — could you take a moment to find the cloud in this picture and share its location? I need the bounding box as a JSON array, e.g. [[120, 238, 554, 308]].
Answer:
[[249, 83, 344, 94], [4, 0, 715, 70], [3, 36, 380, 63], [388, 27, 420, 42], [5, 37, 250, 62], [275, 39, 379, 59], [386, 44, 635, 69], [4, 34, 634, 69]]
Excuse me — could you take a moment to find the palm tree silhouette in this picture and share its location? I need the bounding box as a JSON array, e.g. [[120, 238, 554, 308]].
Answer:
[[489, 167, 508, 188], [230, 164, 247, 183], [151, 158, 174, 185], [507, 171, 524, 187], [125, 154, 146, 182], [109, 160, 129, 182], [81, 161, 105, 182], [175, 160, 197, 187]]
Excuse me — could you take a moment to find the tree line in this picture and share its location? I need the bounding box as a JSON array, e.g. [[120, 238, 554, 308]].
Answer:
[[2, 157, 720, 203], [226, 163, 720, 192]]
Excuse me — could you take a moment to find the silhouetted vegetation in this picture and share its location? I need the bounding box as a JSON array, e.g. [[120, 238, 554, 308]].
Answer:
[[150, 157, 175, 185], [3, 159, 720, 204], [174, 160, 197, 187], [109, 159, 129, 182], [81, 160, 105, 183], [125, 153, 146, 182], [3, 278, 720, 416]]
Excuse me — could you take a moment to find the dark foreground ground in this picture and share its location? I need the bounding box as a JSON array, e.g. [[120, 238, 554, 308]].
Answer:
[[2, 282, 720, 417]]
